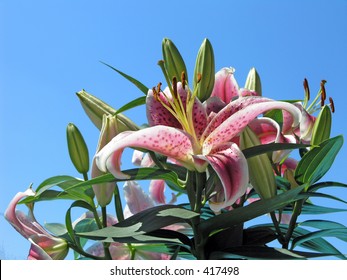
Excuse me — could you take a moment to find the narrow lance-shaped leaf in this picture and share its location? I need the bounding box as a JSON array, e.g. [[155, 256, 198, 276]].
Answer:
[[101, 61, 149, 95], [295, 135, 344, 185]]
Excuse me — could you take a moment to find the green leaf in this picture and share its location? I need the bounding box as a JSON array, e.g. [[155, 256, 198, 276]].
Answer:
[[77, 204, 197, 244], [101, 61, 149, 95], [242, 143, 309, 159], [199, 184, 306, 236], [295, 135, 344, 185], [304, 191, 347, 205], [208, 246, 326, 260], [292, 228, 347, 251], [19, 176, 94, 205], [308, 181, 347, 192], [299, 220, 347, 242], [300, 203, 347, 214], [113, 96, 146, 115], [251, 223, 345, 259], [66, 167, 184, 192]]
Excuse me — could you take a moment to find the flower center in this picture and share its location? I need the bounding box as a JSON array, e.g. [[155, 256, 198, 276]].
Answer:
[[152, 75, 202, 151]]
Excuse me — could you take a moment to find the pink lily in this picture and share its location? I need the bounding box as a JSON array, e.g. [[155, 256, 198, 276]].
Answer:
[[5, 188, 68, 260], [211, 67, 259, 103], [95, 81, 301, 212]]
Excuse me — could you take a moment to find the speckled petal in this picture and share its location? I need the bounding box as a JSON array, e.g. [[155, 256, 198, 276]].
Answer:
[[95, 125, 195, 179], [197, 143, 249, 212], [146, 88, 181, 128], [203, 100, 301, 154], [202, 96, 271, 142]]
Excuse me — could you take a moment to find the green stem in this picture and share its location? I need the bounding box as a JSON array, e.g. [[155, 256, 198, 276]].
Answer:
[[283, 199, 304, 249], [101, 206, 112, 260], [114, 183, 124, 222], [82, 172, 89, 181], [270, 212, 286, 245]]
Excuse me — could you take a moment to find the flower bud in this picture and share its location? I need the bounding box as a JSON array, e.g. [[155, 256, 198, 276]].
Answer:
[[240, 126, 276, 199], [244, 67, 262, 96], [92, 115, 119, 206], [76, 90, 139, 131], [162, 38, 188, 84], [193, 38, 215, 102], [66, 123, 89, 174], [311, 105, 332, 145], [210, 67, 239, 103]]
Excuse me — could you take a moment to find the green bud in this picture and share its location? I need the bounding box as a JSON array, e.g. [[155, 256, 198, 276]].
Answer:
[[244, 67, 262, 96], [311, 105, 332, 145], [66, 123, 90, 174], [193, 38, 215, 102], [92, 115, 118, 206], [162, 38, 188, 84], [240, 126, 276, 199], [76, 90, 139, 131]]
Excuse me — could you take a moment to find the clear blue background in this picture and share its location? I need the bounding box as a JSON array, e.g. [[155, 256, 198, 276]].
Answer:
[[1, 0, 346, 259]]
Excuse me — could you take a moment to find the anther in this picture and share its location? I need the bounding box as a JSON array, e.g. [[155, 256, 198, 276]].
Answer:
[[197, 73, 202, 83], [320, 80, 326, 102], [172, 77, 178, 97], [329, 97, 335, 113], [181, 71, 186, 88], [303, 78, 310, 100]]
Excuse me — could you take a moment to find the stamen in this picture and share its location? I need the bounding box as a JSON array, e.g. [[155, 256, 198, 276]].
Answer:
[[329, 97, 335, 113], [172, 77, 178, 98], [321, 94, 325, 107], [303, 78, 310, 100], [181, 71, 186, 88], [320, 80, 327, 102]]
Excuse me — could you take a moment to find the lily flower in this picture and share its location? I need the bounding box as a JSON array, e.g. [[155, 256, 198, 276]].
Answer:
[[95, 80, 301, 212], [5, 188, 68, 260]]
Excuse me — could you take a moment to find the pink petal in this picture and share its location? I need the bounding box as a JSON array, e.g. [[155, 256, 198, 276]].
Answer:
[[202, 96, 272, 141], [196, 143, 249, 212], [203, 96, 226, 117], [211, 67, 239, 103], [28, 234, 68, 260], [123, 181, 155, 218], [149, 179, 166, 204], [300, 108, 316, 142], [146, 88, 181, 128], [95, 125, 195, 179], [203, 99, 301, 154], [4, 188, 45, 239]]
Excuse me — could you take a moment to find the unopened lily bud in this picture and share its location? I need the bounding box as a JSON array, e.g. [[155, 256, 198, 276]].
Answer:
[[240, 126, 276, 199], [244, 67, 262, 96], [66, 123, 89, 174], [92, 115, 119, 206], [210, 67, 239, 103], [311, 105, 332, 145], [162, 38, 188, 84], [76, 90, 139, 131], [193, 38, 215, 102]]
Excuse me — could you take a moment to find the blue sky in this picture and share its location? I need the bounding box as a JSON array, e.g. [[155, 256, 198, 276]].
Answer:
[[1, 0, 346, 259]]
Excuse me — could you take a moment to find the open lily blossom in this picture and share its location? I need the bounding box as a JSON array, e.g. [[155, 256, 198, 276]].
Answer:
[[95, 82, 301, 211], [5, 38, 346, 260]]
